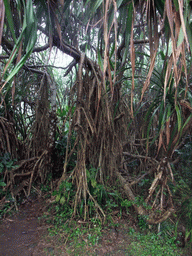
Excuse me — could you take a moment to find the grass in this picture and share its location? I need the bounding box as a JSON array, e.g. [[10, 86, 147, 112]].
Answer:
[[39, 212, 192, 256], [128, 232, 181, 256], [37, 178, 192, 255], [34, 173, 192, 255]]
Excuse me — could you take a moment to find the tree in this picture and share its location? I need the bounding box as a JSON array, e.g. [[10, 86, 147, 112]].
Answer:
[[0, 0, 192, 224]]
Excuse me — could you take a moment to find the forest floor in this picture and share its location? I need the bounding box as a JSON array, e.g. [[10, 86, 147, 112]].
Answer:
[[0, 197, 192, 256]]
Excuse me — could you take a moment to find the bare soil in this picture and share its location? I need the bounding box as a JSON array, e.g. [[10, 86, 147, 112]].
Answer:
[[0, 199, 47, 256]]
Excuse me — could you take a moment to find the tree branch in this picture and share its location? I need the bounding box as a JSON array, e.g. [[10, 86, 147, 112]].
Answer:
[[1, 36, 50, 53], [0, 55, 9, 59], [37, 26, 81, 61]]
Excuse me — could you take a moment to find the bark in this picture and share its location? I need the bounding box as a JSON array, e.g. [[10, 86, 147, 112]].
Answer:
[[115, 169, 175, 224], [47, 73, 57, 149], [115, 169, 147, 216]]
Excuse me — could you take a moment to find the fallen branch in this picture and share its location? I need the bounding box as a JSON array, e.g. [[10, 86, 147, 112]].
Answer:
[[28, 150, 48, 196], [11, 157, 38, 173], [115, 169, 147, 216], [12, 179, 29, 196], [115, 169, 175, 224], [147, 208, 175, 224], [130, 170, 152, 186], [123, 152, 158, 163]]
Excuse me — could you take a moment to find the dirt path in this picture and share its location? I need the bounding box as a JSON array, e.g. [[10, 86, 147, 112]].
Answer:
[[0, 199, 47, 256]]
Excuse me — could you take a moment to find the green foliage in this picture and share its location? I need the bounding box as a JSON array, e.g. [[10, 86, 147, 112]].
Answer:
[[106, 189, 133, 216], [0, 200, 14, 219], [129, 231, 180, 256], [138, 215, 149, 231], [0, 153, 18, 198], [47, 218, 102, 251], [0, 163, 6, 188], [56, 104, 75, 131], [171, 138, 192, 244], [44, 214, 188, 256], [137, 52, 192, 157], [87, 169, 134, 217], [87, 168, 108, 208], [175, 136, 192, 182], [0, 153, 19, 218], [55, 136, 68, 157], [40, 173, 52, 193], [3, 0, 17, 42], [46, 178, 103, 246], [49, 183, 73, 225], [0, 152, 16, 171], [49, 167, 134, 232], [2, 0, 37, 88], [54, 104, 77, 174], [174, 180, 192, 243]]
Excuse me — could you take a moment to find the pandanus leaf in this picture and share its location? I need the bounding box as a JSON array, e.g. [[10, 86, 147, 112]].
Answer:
[[3, 0, 16, 42], [122, 3, 133, 64], [175, 104, 182, 133], [1, 0, 37, 92]]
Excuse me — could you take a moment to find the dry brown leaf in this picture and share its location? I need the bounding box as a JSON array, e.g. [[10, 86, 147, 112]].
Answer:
[[140, 49, 157, 102], [146, 0, 159, 57], [178, 0, 190, 51], [182, 43, 189, 98], [59, 0, 64, 7], [146, 170, 163, 203], [139, 0, 158, 102], [175, 11, 181, 42], [165, 0, 178, 87], [157, 129, 164, 155], [167, 162, 175, 184], [112, 0, 117, 86], [103, 0, 110, 88], [130, 16, 135, 119]]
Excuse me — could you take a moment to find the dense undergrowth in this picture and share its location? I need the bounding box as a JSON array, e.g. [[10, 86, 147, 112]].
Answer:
[[1, 148, 192, 255], [37, 149, 192, 255], [1, 137, 192, 253], [39, 180, 192, 255]]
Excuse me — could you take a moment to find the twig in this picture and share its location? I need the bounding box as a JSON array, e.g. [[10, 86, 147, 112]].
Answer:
[[130, 170, 152, 186], [152, 188, 161, 208], [148, 208, 175, 225], [13, 171, 32, 177], [123, 152, 158, 163], [11, 157, 38, 173], [87, 189, 106, 222], [12, 179, 29, 196], [145, 169, 162, 204], [11, 192, 18, 211], [167, 162, 176, 184], [28, 150, 48, 196]]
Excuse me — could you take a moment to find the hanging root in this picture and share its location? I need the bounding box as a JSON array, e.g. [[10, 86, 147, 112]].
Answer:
[[57, 55, 125, 220]]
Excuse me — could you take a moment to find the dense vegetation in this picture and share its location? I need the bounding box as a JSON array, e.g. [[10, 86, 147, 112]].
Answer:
[[0, 0, 192, 251]]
